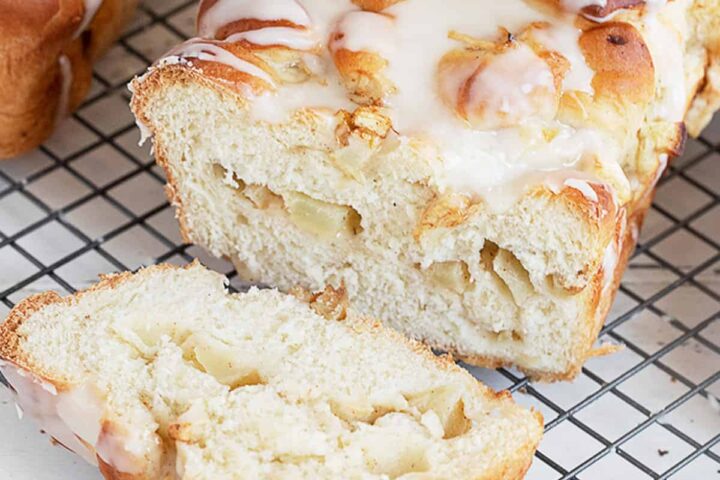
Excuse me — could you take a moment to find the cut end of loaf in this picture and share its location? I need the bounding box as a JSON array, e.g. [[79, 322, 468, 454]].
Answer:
[[0, 262, 543, 479], [130, 65, 622, 381]]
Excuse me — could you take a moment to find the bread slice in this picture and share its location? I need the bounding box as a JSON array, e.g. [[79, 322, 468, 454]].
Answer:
[[0, 262, 542, 480], [130, 0, 720, 380]]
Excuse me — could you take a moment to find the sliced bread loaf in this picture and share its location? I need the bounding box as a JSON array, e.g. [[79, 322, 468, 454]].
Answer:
[[0, 262, 542, 479], [130, 0, 720, 380]]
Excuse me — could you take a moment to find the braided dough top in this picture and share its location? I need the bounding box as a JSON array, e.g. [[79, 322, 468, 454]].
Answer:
[[144, 0, 693, 210]]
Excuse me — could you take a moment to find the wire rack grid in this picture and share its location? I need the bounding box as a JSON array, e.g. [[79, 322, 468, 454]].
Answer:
[[0, 1, 718, 479]]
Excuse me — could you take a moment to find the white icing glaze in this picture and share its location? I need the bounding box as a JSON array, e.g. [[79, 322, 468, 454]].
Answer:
[[55, 55, 73, 126], [601, 211, 626, 290], [136, 118, 152, 146], [331, 11, 397, 58], [167, 40, 276, 87], [319, 0, 604, 196], [56, 383, 105, 450], [563, 178, 599, 202], [0, 362, 146, 475], [347, 0, 548, 133], [601, 238, 618, 288], [198, 0, 311, 38], [580, 0, 669, 23], [128, 79, 153, 145], [441, 122, 609, 197], [239, 1, 356, 121], [532, 24, 595, 93], [95, 424, 152, 475], [581, 8, 626, 23], [74, 0, 103, 38], [476, 167, 604, 213], [644, 10, 687, 122], [562, 0, 607, 12], [226, 27, 318, 50], [251, 80, 354, 123], [464, 44, 556, 127], [0, 363, 99, 465], [652, 153, 669, 186]]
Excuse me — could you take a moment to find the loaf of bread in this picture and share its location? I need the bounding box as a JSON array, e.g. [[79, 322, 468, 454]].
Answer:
[[130, 0, 720, 380], [0, 0, 138, 159], [0, 262, 542, 479]]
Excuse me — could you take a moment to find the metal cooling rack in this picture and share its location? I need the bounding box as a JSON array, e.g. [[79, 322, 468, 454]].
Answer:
[[0, 1, 718, 479]]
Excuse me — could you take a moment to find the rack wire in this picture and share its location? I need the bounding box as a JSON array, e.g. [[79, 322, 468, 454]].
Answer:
[[0, 2, 718, 478]]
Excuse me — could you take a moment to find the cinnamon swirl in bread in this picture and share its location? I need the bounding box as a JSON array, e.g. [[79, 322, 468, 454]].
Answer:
[[130, 0, 720, 380], [0, 0, 138, 159], [0, 262, 542, 479]]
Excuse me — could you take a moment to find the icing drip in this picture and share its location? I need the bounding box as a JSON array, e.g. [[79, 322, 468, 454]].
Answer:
[[0, 363, 100, 466], [644, 11, 687, 122], [135, 118, 152, 146], [0, 362, 147, 475], [480, 168, 605, 213], [74, 0, 104, 38], [198, 0, 311, 38], [126, 81, 153, 145], [580, 9, 625, 22], [601, 211, 626, 290], [226, 27, 318, 50], [562, 0, 607, 11], [55, 55, 73, 126], [166, 40, 276, 87], [563, 178, 599, 202]]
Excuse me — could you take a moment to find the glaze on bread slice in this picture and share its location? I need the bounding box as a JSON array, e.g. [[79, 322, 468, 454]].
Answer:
[[0, 262, 543, 479], [130, 0, 720, 380]]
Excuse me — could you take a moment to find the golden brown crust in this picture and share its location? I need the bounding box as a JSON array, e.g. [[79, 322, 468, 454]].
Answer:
[[0, 291, 63, 374], [0, 0, 138, 159], [579, 22, 654, 105], [557, 20, 655, 147], [331, 47, 394, 105], [473, 432, 541, 480]]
